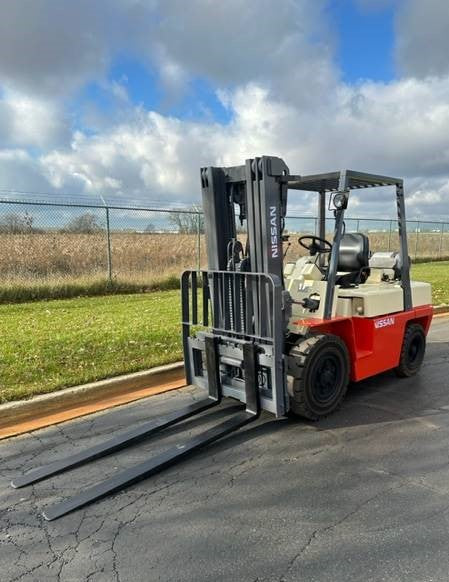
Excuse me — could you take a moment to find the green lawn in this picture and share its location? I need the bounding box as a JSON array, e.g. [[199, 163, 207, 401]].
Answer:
[[0, 261, 447, 404], [412, 261, 449, 306], [0, 292, 182, 403]]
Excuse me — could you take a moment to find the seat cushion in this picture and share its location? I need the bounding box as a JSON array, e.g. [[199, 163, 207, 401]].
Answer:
[[338, 233, 370, 272]]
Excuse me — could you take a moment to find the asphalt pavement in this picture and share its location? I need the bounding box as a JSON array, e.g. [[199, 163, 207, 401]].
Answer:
[[1, 316, 449, 582]]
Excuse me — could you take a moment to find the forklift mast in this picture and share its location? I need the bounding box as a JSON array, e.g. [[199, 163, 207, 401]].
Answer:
[[200, 156, 289, 279], [181, 156, 292, 418]]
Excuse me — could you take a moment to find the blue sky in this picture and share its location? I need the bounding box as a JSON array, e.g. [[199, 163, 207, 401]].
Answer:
[[76, 56, 233, 126], [329, 0, 396, 83]]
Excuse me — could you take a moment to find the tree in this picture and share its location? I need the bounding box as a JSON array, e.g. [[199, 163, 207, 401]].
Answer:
[[63, 213, 102, 234], [0, 212, 35, 233], [145, 222, 156, 233], [167, 205, 204, 234]]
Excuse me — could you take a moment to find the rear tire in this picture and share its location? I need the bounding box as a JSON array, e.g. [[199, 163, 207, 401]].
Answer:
[[287, 334, 350, 420], [395, 323, 426, 378]]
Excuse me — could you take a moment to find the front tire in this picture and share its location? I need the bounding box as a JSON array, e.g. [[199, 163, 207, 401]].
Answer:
[[287, 334, 350, 420], [395, 323, 426, 378]]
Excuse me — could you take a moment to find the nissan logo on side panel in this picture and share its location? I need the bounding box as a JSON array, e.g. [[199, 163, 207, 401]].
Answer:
[[374, 317, 395, 329]]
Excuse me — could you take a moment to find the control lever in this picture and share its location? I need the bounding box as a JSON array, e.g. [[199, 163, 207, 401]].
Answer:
[[292, 297, 320, 312]]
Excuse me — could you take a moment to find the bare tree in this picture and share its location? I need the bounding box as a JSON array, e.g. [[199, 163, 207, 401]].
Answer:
[[0, 212, 35, 233], [167, 205, 204, 234], [63, 213, 102, 234], [145, 222, 156, 233]]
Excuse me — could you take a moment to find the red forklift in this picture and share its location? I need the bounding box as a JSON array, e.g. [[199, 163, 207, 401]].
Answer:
[[12, 156, 433, 520]]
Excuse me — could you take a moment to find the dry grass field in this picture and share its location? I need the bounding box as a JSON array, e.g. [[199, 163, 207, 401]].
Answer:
[[0, 232, 204, 301], [0, 230, 448, 302], [0, 232, 201, 279]]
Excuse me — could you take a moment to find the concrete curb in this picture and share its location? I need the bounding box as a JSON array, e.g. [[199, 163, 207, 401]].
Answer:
[[434, 304, 449, 315], [0, 362, 185, 438]]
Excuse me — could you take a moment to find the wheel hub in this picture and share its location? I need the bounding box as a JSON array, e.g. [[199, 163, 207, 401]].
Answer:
[[313, 355, 341, 403]]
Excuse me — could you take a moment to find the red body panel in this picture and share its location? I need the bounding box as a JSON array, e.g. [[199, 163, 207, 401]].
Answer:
[[293, 305, 433, 382]]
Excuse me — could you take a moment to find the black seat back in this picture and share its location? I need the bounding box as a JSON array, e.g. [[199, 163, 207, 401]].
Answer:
[[338, 233, 370, 272]]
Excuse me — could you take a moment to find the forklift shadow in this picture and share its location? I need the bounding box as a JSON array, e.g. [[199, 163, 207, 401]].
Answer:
[[212, 338, 449, 454], [298, 337, 449, 432], [125, 402, 247, 445]]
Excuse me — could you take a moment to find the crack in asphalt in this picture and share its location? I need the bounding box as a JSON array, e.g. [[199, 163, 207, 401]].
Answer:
[[277, 481, 406, 582], [2, 328, 449, 582]]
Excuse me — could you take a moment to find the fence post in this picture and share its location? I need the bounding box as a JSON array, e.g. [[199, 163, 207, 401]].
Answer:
[[197, 212, 201, 271], [438, 224, 444, 259], [105, 207, 113, 283], [388, 220, 393, 251], [414, 221, 420, 260]]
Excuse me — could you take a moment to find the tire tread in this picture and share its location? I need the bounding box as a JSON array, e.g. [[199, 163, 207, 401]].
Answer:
[[287, 334, 350, 420], [395, 323, 426, 378]]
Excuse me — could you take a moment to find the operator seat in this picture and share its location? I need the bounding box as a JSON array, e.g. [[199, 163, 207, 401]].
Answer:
[[335, 232, 370, 287]]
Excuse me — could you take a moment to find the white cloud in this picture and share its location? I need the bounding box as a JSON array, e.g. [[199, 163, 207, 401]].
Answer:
[[0, 149, 55, 192], [140, 0, 335, 103], [0, 89, 71, 149], [395, 0, 449, 78], [0, 0, 125, 97], [0, 0, 333, 100], [27, 75, 449, 220]]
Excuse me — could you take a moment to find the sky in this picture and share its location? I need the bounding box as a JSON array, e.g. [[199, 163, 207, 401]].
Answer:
[[1, 0, 449, 220]]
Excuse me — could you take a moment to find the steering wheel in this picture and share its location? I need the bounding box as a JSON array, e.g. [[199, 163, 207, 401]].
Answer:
[[298, 235, 332, 255]]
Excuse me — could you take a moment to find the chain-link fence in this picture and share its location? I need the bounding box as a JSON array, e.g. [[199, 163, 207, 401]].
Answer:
[[1, 199, 448, 291]]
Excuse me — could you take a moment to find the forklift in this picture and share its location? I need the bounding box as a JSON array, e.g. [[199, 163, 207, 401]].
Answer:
[[12, 156, 433, 520]]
